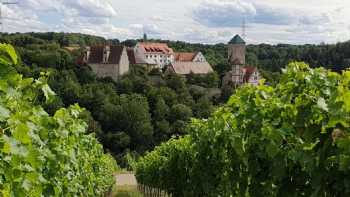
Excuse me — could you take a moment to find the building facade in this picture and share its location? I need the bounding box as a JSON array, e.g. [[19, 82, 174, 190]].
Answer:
[[127, 47, 158, 71], [166, 51, 213, 75], [83, 45, 129, 81], [134, 42, 175, 69]]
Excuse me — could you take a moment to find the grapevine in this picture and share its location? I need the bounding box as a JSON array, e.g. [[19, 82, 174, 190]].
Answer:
[[136, 62, 350, 196], [0, 43, 118, 196]]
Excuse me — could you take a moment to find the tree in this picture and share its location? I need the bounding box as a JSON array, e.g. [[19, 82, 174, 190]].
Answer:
[[153, 98, 170, 121], [193, 96, 214, 118], [169, 104, 193, 122], [117, 94, 154, 152], [166, 73, 187, 92]]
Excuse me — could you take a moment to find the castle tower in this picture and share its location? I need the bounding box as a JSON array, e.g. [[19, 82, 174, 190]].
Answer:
[[228, 34, 246, 66], [228, 35, 246, 86]]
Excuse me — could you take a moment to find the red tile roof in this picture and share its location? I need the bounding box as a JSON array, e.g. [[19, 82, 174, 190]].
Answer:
[[174, 52, 198, 62], [242, 66, 257, 82], [138, 42, 174, 54]]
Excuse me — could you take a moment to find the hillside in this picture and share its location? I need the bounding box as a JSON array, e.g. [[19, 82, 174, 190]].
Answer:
[[1, 32, 350, 165]]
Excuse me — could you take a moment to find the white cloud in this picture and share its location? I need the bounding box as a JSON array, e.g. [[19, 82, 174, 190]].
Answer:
[[193, 0, 256, 27], [62, 0, 117, 18], [2, 0, 350, 44]]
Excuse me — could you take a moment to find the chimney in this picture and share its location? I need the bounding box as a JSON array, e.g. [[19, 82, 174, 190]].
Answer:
[[84, 46, 91, 62], [103, 45, 111, 63]]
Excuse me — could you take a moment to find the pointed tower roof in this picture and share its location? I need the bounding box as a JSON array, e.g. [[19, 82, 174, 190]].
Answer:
[[229, 34, 245, 44]]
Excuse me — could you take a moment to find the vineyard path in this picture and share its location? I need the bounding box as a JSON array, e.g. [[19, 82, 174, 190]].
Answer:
[[115, 173, 138, 186]]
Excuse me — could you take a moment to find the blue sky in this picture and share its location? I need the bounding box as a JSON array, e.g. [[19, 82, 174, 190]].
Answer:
[[2, 0, 350, 44]]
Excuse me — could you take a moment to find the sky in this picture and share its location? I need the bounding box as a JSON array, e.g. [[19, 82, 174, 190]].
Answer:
[[1, 0, 350, 44]]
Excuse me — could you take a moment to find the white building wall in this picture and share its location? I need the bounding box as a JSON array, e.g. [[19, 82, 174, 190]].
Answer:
[[134, 43, 174, 69], [193, 52, 206, 62], [248, 71, 261, 86]]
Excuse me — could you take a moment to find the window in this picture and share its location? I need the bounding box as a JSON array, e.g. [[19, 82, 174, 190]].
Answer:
[[146, 55, 148, 58]]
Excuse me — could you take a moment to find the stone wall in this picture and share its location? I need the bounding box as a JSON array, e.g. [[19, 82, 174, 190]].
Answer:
[[89, 63, 119, 81], [228, 44, 246, 65], [88, 47, 130, 81]]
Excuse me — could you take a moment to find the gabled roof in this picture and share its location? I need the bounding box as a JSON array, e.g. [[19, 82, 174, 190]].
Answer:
[[137, 42, 174, 54], [127, 48, 136, 64], [174, 52, 198, 62], [169, 62, 213, 75], [229, 34, 245, 44], [242, 66, 258, 82], [88, 45, 124, 64]]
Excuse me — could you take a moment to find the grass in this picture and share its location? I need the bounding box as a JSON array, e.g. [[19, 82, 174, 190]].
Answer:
[[111, 184, 143, 197]]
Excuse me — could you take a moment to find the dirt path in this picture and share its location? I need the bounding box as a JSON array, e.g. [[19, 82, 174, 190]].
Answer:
[[115, 173, 138, 186]]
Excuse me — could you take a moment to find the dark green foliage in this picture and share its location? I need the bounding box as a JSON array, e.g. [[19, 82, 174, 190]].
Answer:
[[153, 98, 170, 121], [169, 104, 193, 122], [187, 72, 220, 88], [193, 97, 214, 118]]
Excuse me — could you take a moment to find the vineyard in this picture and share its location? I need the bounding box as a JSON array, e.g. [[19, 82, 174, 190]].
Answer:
[[0, 44, 118, 196], [136, 62, 350, 196]]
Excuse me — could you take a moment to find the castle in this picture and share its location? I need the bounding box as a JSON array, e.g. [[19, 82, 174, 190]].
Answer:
[[82, 45, 129, 81], [79, 34, 258, 85], [223, 35, 261, 87]]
